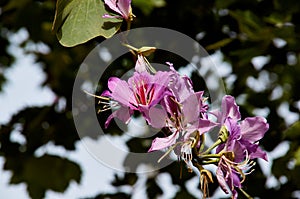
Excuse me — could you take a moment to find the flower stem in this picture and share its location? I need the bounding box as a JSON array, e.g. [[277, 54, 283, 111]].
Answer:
[[239, 188, 253, 199], [200, 125, 229, 155], [200, 138, 223, 155]]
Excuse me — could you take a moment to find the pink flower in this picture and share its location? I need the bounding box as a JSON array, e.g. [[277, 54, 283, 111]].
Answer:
[[103, 0, 133, 21], [102, 71, 172, 127], [216, 152, 254, 199], [215, 96, 269, 162], [147, 69, 217, 164]]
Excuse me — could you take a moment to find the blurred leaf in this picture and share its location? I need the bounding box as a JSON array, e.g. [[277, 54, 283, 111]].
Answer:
[[146, 177, 163, 198], [205, 38, 233, 50], [4, 106, 79, 152], [52, 0, 122, 47], [85, 192, 131, 199], [295, 147, 300, 166], [214, 0, 237, 9], [2, 0, 31, 12], [133, 0, 166, 15], [283, 121, 300, 140], [4, 154, 81, 199], [229, 10, 273, 42], [174, 188, 197, 199], [111, 173, 138, 187]]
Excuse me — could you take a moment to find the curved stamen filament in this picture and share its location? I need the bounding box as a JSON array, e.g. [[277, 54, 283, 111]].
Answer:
[[84, 90, 119, 113]]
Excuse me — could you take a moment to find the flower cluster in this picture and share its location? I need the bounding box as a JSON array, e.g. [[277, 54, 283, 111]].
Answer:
[[95, 55, 268, 198], [96, 1, 270, 198]]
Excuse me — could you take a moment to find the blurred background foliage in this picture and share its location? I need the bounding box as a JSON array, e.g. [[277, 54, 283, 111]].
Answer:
[[0, 0, 300, 198]]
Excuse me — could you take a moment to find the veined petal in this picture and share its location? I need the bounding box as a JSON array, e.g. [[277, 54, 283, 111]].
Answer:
[[105, 106, 131, 128], [108, 77, 136, 107], [149, 106, 168, 128], [104, 0, 123, 16], [240, 116, 269, 142], [148, 132, 178, 152], [108, 77, 121, 91], [197, 118, 218, 134], [182, 94, 200, 124], [102, 14, 122, 19], [170, 74, 194, 103], [216, 166, 230, 194], [221, 95, 241, 122], [230, 140, 247, 163], [224, 118, 241, 140], [250, 146, 268, 161], [117, 0, 131, 19], [135, 54, 147, 73]]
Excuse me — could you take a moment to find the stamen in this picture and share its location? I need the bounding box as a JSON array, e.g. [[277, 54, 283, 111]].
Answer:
[[84, 90, 110, 101], [158, 142, 183, 163], [84, 90, 119, 113]]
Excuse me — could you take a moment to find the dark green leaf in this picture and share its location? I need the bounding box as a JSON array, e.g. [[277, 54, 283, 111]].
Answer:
[[52, 0, 122, 47], [5, 155, 81, 199]]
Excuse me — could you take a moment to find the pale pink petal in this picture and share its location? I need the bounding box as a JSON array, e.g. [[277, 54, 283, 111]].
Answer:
[[182, 94, 199, 124], [240, 116, 269, 142], [107, 77, 120, 91], [250, 146, 268, 161], [221, 95, 241, 121], [117, 0, 131, 19], [105, 106, 131, 128], [102, 14, 122, 19], [104, 0, 123, 16], [149, 106, 168, 128], [216, 167, 230, 194], [196, 118, 218, 134], [135, 54, 147, 73], [148, 132, 178, 152], [108, 77, 136, 107]]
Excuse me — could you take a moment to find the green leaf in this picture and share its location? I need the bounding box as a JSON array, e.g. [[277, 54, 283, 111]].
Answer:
[[295, 147, 300, 166], [214, 0, 237, 9], [205, 38, 233, 50], [283, 121, 300, 140], [133, 0, 166, 15], [52, 0, 122, 47]]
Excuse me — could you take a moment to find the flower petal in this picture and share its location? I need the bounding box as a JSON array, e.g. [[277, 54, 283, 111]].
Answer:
[[182, 94, 200, 124], [105, 106, 131, 128], [221, 95, 241, 122], [117, 0, 131, 19], [196, 118, 218, 134], [240, 116, 269, 142], [216, 166, 230, 194], [102, 14, 122, 19], [148, 106, 168, 128], [250, 146, 268, 161], [135, 54, 147, 73], [108, 77, 136, 107], [104, 0, 123, 16], [148, 132, 178, 152]]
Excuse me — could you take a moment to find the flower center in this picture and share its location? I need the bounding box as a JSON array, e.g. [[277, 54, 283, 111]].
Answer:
[[134, 81, 155, 106]]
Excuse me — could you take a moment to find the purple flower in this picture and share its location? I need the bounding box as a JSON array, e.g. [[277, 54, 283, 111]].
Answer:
[[147, 69, 217, 164], [103, 0, 133, 21], [216, 152, 254, 199], [211, 95, 241, 125], [213, 95, 269, 197], [215, 96, 269, 162], [102, 71, 172, 127], [148, 94, 215, 152]]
